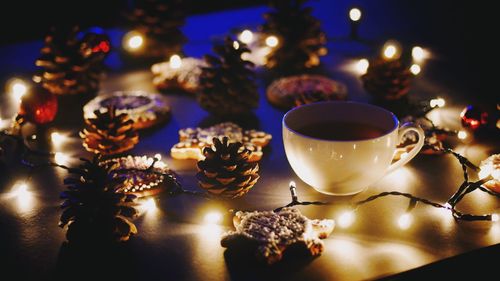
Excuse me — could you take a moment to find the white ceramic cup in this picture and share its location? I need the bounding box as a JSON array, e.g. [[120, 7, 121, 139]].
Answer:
[[283, 101, 425, 195]]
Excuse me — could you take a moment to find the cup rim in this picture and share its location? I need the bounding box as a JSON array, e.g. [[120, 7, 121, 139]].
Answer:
[[282, 101, 399, 142]]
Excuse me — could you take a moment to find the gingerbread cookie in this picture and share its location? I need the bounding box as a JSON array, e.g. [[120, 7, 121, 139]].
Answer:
[[171, 122, 271, 162], [84, 91, 171, 130], [151, 57, 206, 93], [101, 155, 176, 197], [221, 208, 335, 264], [266, 75, 347, 110]]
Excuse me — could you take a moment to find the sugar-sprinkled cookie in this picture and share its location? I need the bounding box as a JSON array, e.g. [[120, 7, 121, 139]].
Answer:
[[100, 155, 176, 197], [266, 75, 347, 110], [171, 122, 272, 162], [151, 57, 206, 93], [84, 91, 171, 130], [221, 207, 334, 264]]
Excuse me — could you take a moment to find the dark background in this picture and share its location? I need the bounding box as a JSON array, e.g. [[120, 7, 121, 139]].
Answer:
[[0, 0, 495, 104]]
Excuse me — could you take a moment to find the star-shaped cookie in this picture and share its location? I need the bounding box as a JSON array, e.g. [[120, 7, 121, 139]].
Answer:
[[221, 207, 335, 264]]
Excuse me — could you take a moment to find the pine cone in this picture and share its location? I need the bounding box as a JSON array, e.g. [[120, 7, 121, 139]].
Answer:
[[198, 36, 259, 116], [260, 0, 327, 73], [125, 0, 186, 58], [80, 107, 139, 155], [361, 58, 413, 101], [59, 156, 138, 243], [197, 137, 260, 198], [33, 26, 108, 95]]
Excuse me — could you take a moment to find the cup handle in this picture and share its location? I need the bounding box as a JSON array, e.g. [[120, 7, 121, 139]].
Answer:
[[386, 122, 425, 174]]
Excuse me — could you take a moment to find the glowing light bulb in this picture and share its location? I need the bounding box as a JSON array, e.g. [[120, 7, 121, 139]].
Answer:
[[382, 41, 401, 60], [54, 152, 69, 165], [7, 78, 28, 102], [233, 41, 240, 50], [492, 214, 499, 222], [154, 153, 162, 161], [429, 97, 446, 108], [240, 52, 251, 61], [457, 130, 468, 140], [398, 213, 412, 230], [50, 132, 66, 146], [12, 183, 29, 198], [338, 211, 355, 228], [289, 181, 296, 188], [204, 211, 222, 225], [410, 64, 421, 75], [444, 203, 452, 210], [355, 58, 369, 75], [238, 30, 254, 44], [349, 8, 362, 22], [169, 54, 182, 69], [265, 35, 279, 47], [412, 46, 426, 62], [141, 198, 157, 213], [123, 31, 144, 51]]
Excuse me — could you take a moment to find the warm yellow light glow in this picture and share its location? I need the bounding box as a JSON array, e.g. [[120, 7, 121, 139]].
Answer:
[[265, 35, 279, 47], [429, 97, 446, 108], [123, 31, 144, 51], [233, 41, 240, 50], [444, 203, 452, 210], [356, 58, 369, 75], [410, 64, 421, 75], [140, 198, 157, 213], [383, 44, 398, 59], [412, 46, 426, 62], [398, 213, 412, 230], [169, 54, 182, 69], [492, 214, 499, 222], [349, 8, 362, 22], [50, 132, 66, 146], [238, 29, 254, 44], [7, 78, 28, 102], [6, 182, 35, 212], [54, 152, 69, 165], [338, 211, 355, 228], [204, 211, 222, 225], [289, 180, 296, 188], [240, 52, 251, 61], [457, 130, 468, 140], [154, 153, 162, 161]]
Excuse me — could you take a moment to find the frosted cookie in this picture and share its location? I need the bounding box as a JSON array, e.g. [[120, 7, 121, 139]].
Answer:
[[221, 208, 335, 264], [84, 91, 170, 130], [151, 57, 206, 93], [266, 75, 347, 110], [100, 155, 176, 197], [171, 122, 271, 162]]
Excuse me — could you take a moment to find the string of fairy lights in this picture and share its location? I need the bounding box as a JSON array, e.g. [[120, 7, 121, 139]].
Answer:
[[1, 6, 497, 232]]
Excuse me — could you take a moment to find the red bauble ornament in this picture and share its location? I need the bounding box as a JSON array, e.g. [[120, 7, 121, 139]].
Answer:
[[19, 86, 58, 124], [460, 105, 488, 131]]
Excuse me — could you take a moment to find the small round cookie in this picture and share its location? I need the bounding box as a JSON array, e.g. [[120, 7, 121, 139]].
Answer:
[[84, 91, 170, 130], [151, 57, 206, 93], [101, 155, 176, 197], [266, 75, 347, 110]]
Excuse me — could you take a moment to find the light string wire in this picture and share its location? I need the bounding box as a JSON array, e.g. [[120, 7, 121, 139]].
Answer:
[[1, 120, 498, 223]]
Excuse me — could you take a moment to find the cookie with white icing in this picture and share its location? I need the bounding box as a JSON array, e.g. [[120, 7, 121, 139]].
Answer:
[[266, 75, 347, 110], [151, 57, 206, 93], [221, 207, 334, 264], [84, 91, 170, 130], [171, 122, 272, 162], [100, 155, 176, 197]]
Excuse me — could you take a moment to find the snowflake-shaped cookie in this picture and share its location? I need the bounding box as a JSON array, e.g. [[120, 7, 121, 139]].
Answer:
[[221, 207, 334, 264], [171, 122, 271, 162]]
